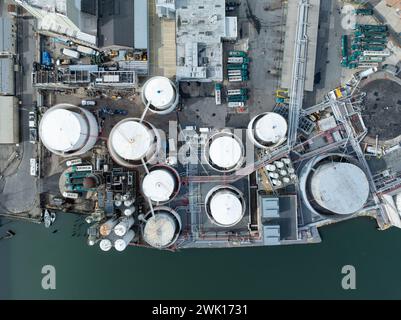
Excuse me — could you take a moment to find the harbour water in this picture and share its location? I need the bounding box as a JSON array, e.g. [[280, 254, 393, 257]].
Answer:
[[1, 214, 401, 299]]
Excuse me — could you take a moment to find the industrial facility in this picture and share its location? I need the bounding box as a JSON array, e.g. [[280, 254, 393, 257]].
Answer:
[[4, 0, 401, 254]]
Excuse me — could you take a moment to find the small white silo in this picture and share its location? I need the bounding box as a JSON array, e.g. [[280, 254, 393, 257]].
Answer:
[[248, 112, 287, 150], [141, 76, 179, 115], [114, 230, 135, 252], [114, 216, 135, 237], [99, 239, 113, 252]]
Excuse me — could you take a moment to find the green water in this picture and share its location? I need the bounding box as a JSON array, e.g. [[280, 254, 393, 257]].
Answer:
[[1, 214, 401, 300]]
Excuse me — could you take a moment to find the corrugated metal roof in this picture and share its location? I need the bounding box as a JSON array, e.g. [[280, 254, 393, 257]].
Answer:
[[0, 96, 19, 144], [0, 57, 15, 95], [0, 16, 17, 54], [263, 225, 281, 246], [262, 197, 280, 218], [134, 0, 148, 50]]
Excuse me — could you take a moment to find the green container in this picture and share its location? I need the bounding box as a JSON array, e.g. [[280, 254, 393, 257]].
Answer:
[[228, 50, 247, 58]]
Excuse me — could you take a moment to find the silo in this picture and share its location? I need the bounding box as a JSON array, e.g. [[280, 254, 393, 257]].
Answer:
[[248, 112, 287, 150], [99, 239, 113, 252], [142, 207, 182, 249], [114, 230, 135, 252], [99, 218, 118, 237], [204, 132, 245, 173], [141, 76, 179, 115], [114, 216, 135, 237], [142, 166, 180, 204], [108, 118, 161, 168], [205, 186, 245, 227], [300, 154, 370, 216], [39, 104, 98, 157]]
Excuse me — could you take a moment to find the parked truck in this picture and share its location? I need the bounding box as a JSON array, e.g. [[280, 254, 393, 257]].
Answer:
[[227, 88, 248, 96], [228, 50, 247, 57], [215, 83, 222, 106], [62, 48, 80, 59], [227, 63, 249, 70], [227, 57, 250, 64]]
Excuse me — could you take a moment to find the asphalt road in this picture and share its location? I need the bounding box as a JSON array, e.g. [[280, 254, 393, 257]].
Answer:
[[0, 16, 38, 215]]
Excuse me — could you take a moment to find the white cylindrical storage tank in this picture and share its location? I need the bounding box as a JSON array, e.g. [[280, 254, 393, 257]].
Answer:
[[99, 218, 118, 237], [114, 216, 135, 237], [142, 166, 181, 204], [269, 172, 279, 179], [272, 179, 282, 187], [124, 199, 134, 207], [108, 118, 161, 168], [114, 230, 135, 252], [39, 104, 98, 157], [300, 154, 370, 216], [99, 239, 113, 252], [248, 112, 287, 150], [123, 206, 136, 217], [266, 164, 276, 172], [205, 186, 245, 228], [142, 207, 182, 249], [205, 131, 245, 173], [141, 76, 179, 115]]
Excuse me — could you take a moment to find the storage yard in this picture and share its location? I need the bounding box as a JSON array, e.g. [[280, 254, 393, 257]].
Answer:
[[3, 0, 401, 252]]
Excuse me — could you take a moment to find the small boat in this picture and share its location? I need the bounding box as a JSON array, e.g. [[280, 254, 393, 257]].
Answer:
[[43, 210, 56, 228]]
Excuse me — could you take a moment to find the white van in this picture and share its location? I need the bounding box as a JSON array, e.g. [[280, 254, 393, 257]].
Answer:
[[30, 158, 38, 177]]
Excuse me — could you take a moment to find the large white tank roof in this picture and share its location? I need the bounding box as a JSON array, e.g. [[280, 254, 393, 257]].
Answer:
[[310, 162, 369, 215], [110, 120, 152, 160], [209, 190, 244, 227], [41, 109, 87, 152], [143, 213, 177, 248], [144, 77, 175, 110], [255, 113, 287, 144], [209, 136, 243, 170], [142, 169, 176, 203]]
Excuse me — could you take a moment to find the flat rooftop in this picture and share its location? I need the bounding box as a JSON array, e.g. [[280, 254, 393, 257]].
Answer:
[[175, 0, 226, 81], [281, 0, 321, 92]]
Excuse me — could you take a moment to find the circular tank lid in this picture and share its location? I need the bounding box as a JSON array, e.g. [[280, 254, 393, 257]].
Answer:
[[143, 213, 176, 248], [209, 136, 243, 169], [114, 239, 128, 252], [144, 77, 175, 109], [99, 239, 112, 252], [142, 169, 175, 202], [41, 109, 86, 152], [114, 223, 128, 237], [255, 113, 287, 144], [209, 190, 243, 226], [310, 162, 370, 215], [111, 121, 152, 160]]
